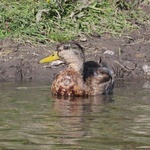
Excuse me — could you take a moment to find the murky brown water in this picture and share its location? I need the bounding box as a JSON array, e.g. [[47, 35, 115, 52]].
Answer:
[[0, 80, 150, 150]]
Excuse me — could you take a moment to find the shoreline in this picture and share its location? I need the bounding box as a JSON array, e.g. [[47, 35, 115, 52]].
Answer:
[[0, 24, 150, 82]]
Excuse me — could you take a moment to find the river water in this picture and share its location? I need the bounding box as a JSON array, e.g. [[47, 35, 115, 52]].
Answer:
[[0, 80, 150, 150]]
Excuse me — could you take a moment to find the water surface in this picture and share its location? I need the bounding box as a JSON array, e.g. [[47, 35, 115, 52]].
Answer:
[[0, 81, 150, 150]]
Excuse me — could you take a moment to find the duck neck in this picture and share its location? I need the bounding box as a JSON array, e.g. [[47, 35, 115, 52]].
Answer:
[[69, 62, 84, 74]]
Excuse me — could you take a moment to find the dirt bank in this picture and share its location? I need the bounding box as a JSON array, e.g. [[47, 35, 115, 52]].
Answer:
[[0, 23, 150, 82]]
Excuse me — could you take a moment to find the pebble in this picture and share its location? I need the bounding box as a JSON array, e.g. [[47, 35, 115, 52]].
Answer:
[[103, 50, 115, 55], [51, 60, 64, 66], [143, 64, 150, 76], [79, 37, 87, 42]]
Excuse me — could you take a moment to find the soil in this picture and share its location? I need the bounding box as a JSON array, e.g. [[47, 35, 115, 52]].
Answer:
[[0, 5, 150, 82]]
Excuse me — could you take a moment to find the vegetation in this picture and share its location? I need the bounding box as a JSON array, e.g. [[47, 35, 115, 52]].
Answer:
[[0, 0, 149, 43]]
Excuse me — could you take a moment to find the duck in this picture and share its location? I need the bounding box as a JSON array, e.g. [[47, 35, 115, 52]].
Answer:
[[39, 42, 114, 97]]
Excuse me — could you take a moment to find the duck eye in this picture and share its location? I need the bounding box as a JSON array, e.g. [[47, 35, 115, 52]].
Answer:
[[64, 45, 70, 50]]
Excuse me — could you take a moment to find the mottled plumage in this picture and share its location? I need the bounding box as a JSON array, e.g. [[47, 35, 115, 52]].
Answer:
[[39, 42, 114, 97]]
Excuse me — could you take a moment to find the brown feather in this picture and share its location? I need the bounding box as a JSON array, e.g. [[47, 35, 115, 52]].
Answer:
[[51, 62, 114, 97], [51, 66, 86, 97]]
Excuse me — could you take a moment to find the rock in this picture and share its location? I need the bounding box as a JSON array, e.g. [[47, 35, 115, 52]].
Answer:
[[103, 50, 115, 55], [123, 61, 136, 70], [143, 64, 150, 76], [79, 37, 87, 42]]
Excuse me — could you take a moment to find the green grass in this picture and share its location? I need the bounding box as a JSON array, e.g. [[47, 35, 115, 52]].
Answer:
[[0, 0, 149, 43]]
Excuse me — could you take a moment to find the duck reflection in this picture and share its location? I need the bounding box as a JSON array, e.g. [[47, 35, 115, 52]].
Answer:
[[52, 95, 113, 146]]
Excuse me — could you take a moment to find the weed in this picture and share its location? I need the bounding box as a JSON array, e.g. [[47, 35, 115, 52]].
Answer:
[[0, 0, 149, 43]]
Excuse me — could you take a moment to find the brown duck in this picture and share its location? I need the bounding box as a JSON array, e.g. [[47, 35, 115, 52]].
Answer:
[[39, 42, 114, 97]]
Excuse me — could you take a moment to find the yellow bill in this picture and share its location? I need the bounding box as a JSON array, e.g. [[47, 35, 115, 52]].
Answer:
[[39, 51, 60, 64]]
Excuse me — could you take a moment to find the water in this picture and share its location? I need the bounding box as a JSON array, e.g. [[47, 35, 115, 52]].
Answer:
[[0, 80, 150, 150]]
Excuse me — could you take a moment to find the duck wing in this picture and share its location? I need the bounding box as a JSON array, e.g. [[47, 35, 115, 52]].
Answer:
[[83, 61, 100, 81], [83, 61, 114, 95]]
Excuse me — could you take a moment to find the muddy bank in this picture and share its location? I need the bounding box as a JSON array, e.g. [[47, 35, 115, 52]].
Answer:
[[0, 24, 150, 82]]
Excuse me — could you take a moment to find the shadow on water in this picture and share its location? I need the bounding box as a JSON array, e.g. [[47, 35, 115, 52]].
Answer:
[[0, 80, 150, 150]]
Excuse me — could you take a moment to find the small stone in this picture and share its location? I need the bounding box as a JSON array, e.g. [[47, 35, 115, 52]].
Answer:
[[51, 60, 64, 66], [123, 61, 135, 70], [79, 34, 87, 42], [103, 50, 115, 55], [143, 64, 150, 76], [80, 37, 87, 42]]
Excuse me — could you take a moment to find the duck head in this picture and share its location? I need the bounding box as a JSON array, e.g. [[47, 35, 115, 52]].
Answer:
[[39, 42, 85, 72]]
